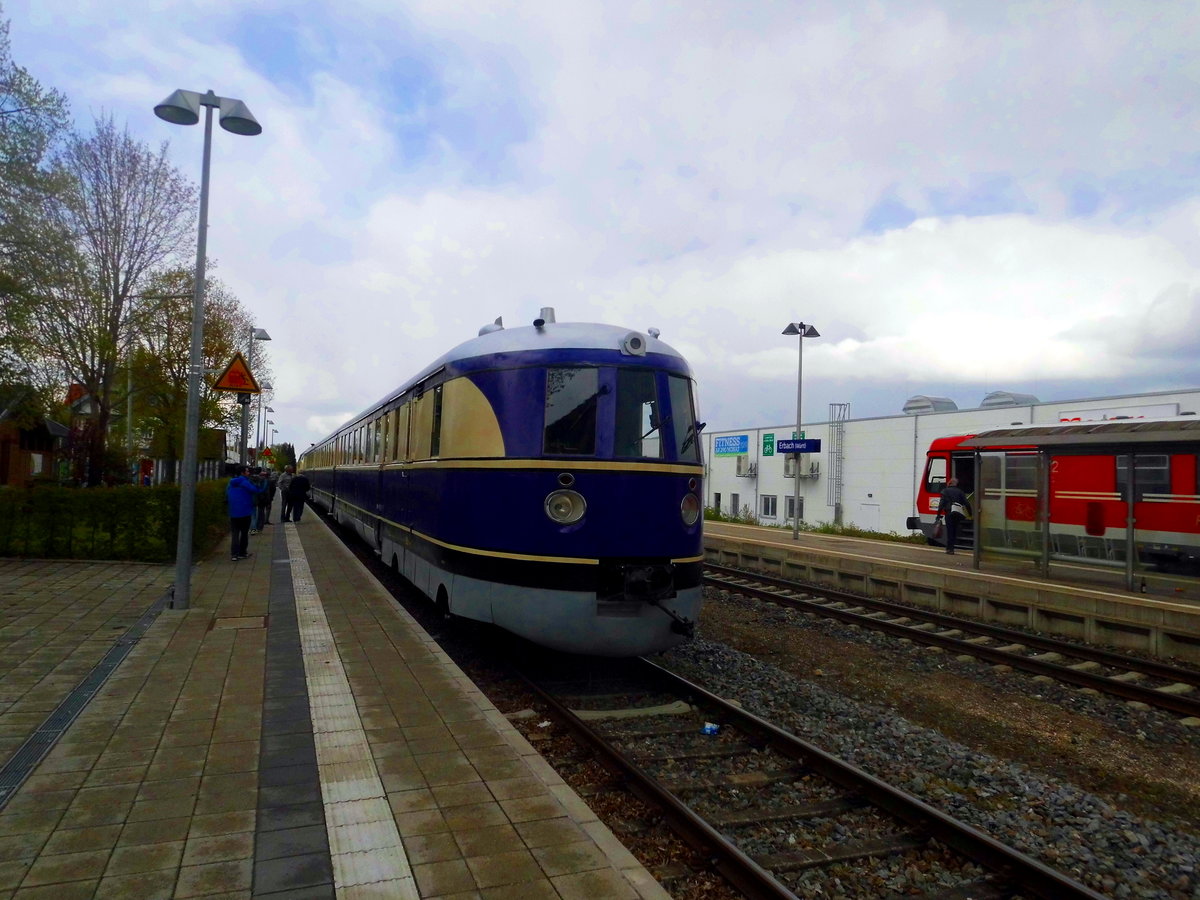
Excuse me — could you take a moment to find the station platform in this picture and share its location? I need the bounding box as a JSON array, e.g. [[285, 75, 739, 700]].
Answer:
[[0, 502, 668, 899]]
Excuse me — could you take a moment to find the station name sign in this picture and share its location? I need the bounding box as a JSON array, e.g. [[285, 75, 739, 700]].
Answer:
[[777, 438, 821, 454]]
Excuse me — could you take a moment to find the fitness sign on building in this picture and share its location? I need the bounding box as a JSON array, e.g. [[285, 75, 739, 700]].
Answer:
[[713, 434, 748, 457]]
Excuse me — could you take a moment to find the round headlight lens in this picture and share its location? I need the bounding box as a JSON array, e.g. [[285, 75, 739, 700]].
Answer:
[[681, 493, 700, 526], [545, 490, 586, 524]]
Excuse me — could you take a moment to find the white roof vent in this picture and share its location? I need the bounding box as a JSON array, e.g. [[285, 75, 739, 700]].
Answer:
[[980, 390, 1039, 408], [903, 395, 958, 415]]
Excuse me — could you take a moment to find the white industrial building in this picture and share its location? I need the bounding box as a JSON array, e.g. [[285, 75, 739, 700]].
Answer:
[[701, 388, 1200, 534]]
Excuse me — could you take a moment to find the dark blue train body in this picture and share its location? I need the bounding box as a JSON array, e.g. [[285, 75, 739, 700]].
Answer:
[[298, 310, 704, 655]]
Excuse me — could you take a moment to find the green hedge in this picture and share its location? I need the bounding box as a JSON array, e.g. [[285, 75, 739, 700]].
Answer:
[[0, 482, 228, 562]]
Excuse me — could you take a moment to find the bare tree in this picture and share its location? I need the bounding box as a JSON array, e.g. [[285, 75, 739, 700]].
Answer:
[[31, 115, 196, 484]]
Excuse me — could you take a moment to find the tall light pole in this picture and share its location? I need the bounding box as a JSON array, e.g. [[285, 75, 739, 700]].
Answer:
[[240, 327, 271, 464], [782, 321, 819, 540], [256, 395, 273, 458], [155, 88, 261, 609]]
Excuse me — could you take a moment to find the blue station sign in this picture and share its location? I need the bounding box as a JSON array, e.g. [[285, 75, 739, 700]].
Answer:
[[777, 438, 821, 453]]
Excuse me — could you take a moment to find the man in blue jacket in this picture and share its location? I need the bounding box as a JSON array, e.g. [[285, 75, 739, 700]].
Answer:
[[227, 466, 265, 560]]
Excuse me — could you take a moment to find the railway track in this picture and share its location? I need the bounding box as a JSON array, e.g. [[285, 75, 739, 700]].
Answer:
[[519, 655, 1104, 899], [705, 563, 1200, 721]]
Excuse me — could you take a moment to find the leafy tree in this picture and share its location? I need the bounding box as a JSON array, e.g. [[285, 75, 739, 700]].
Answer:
[[121, 266, 265, 483], [0, 10, 71, 389]]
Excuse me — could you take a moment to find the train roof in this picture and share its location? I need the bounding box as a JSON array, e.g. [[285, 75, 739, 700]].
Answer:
[[960, 416, 1200, 449], [307, 317, 691, 449]]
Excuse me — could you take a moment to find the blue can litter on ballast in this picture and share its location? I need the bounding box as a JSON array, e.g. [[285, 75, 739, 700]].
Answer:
[[701, 722, 720, 735]]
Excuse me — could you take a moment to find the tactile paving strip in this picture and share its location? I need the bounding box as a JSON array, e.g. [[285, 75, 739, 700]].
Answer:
[[0, 587, 173, 808], [285, 526, 418, 897]]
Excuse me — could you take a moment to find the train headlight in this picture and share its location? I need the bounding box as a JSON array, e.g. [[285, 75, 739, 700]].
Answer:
[[545, 490, 587, 524], [681, 493, 700, 526]]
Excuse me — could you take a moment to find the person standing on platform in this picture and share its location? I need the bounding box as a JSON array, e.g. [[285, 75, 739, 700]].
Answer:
[[249, 468, 266, 534], [936, 476, 972, 555], [227, 465, 265, 560], [287, 470, 311, 522], [278, 465, 295, 521]]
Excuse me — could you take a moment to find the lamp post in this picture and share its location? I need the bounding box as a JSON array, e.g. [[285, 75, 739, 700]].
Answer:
[[240, 327, 271, 464], [155, 88, 261, 610], [782, 321, 819, 540], [256, 397, 273, 458]]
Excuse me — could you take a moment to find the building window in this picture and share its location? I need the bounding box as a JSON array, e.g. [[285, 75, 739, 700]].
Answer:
[[785, 495, 795, 520], [29, 453, 44, 475], [761, 495, 777, 518], [730, 493, 740, 516], [713, 492, 721, 514]]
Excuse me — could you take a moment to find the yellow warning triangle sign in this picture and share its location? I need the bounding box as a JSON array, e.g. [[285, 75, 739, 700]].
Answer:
[[211, 351, 261, 393]]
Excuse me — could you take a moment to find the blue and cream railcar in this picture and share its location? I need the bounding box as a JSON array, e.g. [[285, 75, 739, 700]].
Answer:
[[298, 309, 705, 656]]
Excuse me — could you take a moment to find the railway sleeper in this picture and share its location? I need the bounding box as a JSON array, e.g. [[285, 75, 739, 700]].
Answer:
[[659, 765, 810, 793], [924, 880, 1010, 900], [633, 743, 759, 764], [756, 832, 928, 872], [602, 722, 714, 739], [1156, 682, 1196, 695], [711, 797, 865, 827]]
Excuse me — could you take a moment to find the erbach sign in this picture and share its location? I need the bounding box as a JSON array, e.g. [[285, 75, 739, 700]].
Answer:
[[777, 438, 821, 454]]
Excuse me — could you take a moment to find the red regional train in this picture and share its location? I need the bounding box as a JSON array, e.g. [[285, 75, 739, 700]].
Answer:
[[906, 418, 1200, 573]]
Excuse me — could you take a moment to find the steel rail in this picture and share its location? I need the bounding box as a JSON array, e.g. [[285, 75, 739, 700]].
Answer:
[[705, 566, 1200, 719], [707, 562, 1200, 686], [635, 658, 1107, 900], [517, 672, 798, 900]]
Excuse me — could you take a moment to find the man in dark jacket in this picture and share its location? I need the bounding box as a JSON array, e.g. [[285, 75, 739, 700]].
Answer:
[[287, 471, 311, 522], [936, 477, 972, 555], [227, 466, 265, 560]]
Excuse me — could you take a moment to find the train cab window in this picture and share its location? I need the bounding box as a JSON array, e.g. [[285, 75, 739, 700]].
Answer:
[[615, 369, 663, 459], [924, 457, 948, 494], [545, 368, 599, 455]]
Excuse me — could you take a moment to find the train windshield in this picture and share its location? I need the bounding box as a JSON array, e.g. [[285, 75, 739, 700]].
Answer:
[[668, 374, 701, 462], [545, 366, 701, 461], [614, 370, 700, 462], [544, 368, 600, 454]]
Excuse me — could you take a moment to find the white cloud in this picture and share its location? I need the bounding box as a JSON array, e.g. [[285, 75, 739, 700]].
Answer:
[[6, 0, 1200, 445]]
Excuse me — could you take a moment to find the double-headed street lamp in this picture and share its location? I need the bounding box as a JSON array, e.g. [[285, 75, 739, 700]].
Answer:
[[240, 327, 271, 464], [155, 88, 261, 610], [782, 321, 819, 541]]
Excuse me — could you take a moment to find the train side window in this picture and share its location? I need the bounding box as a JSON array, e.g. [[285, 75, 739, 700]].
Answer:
[[615, 369, 663, 459], [396, 404, 411, 461], [924, 457, 947, 494], [1004, 454, 1038, 491], [545, 368, 599, 455], [430, 385, 443, 457], [1117, 453, 1171, 500]]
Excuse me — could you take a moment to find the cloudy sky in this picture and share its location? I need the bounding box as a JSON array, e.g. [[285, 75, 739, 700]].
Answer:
[[10, 1, 1200, 449]]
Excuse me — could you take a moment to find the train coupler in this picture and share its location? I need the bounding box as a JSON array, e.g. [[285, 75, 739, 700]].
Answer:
[[648, 599, 695, 638]]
